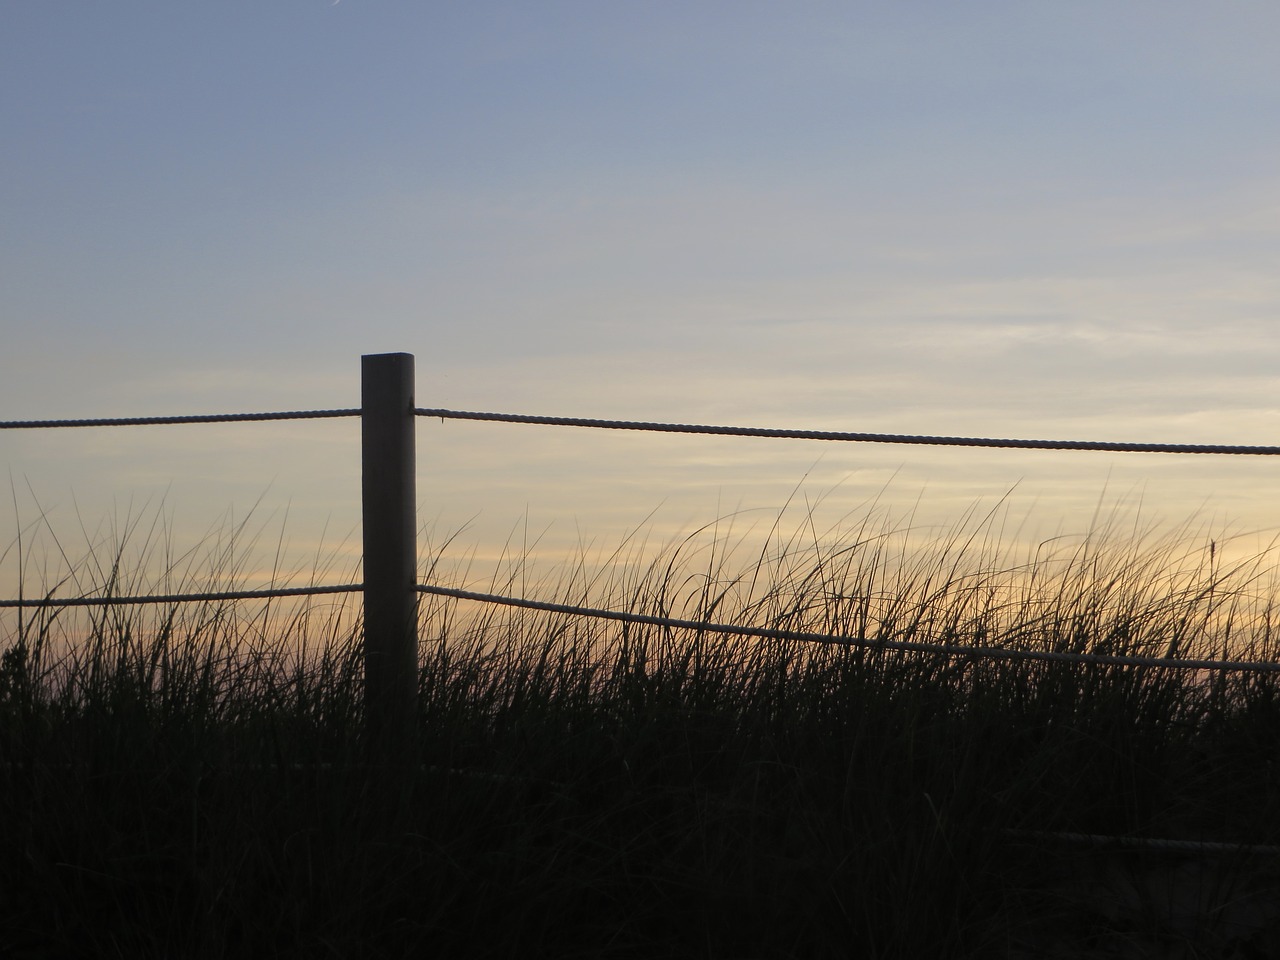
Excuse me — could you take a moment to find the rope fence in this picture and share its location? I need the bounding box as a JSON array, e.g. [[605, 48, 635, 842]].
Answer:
[[7, 351, 1280, 858], [4, 361, 1279, 664], [5, 351, 1280, 718]]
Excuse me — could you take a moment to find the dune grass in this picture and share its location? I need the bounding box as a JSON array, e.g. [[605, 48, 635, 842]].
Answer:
[[3, 499, 1280, 958]]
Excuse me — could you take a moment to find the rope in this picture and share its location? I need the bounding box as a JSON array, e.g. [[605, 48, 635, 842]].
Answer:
[[0, 409, 361, 429], [5, 402, 1275, 454], [417, 408, 1280, 456], [0, 583, 363, 608], [416, 583, 1280, 673]]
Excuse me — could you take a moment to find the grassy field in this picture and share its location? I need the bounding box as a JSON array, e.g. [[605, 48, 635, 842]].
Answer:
[[4, 503, 1280, 958]]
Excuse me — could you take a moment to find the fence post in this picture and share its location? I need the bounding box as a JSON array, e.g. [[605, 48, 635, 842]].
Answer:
[[362, 352, 418, 760]]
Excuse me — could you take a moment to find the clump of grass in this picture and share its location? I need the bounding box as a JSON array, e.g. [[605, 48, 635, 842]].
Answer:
[[4, 497, 1280, 958]]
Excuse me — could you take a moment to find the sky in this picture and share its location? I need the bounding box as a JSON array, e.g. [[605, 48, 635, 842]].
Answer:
[[3, 2, 1280, 604]]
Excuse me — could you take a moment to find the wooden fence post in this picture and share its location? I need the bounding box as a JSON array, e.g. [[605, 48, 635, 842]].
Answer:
[[362, 352, 418, 759]]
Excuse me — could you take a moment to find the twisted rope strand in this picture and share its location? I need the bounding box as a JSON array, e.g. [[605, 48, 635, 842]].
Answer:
[[0, 409, 361, 429], [0, 583, 363, 608], [3, 402, 1273, 454], [418, 408, 1280, 455], [416, 584, 1280, 673]]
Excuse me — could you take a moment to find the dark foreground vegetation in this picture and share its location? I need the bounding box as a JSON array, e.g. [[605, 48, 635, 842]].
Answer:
[[4, 507, 1280, 957]]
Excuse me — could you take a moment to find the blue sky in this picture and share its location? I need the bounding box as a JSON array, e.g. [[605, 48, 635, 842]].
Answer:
[[4, 2, 1280, 597]]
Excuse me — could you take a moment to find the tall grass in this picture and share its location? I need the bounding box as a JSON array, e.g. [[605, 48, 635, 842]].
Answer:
[[4, 499, 1280, 958]]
